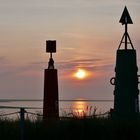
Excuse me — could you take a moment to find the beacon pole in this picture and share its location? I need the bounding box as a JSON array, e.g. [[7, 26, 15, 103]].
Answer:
[[43, 40, 59, 120], [110, 7, 139, 119]]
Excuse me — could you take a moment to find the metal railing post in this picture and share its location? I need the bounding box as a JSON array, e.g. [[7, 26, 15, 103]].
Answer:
[[20, 108, 25, 140]]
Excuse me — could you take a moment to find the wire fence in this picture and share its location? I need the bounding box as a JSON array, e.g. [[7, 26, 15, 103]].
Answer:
[[0, 106, 111, 121], [0, 99, 113, 119], [0, 108, 110, 119], [0, 99, 112, 139], [0, 101, 111, 140]]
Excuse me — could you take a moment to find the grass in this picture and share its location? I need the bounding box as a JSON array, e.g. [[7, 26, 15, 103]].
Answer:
[[0, 116, 140, 140]]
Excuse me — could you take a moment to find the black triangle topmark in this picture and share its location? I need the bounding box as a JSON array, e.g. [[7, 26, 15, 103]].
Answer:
[[119, 6, 133, 25]]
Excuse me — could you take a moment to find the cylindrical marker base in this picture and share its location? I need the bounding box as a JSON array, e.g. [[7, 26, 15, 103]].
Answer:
[[113, 49, 139, 118], [43, 69, 59, 119]]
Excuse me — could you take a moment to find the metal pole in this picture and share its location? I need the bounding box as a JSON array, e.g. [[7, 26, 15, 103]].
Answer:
[[125, 23, 128, 50], [20, 108, 25, 140], [50, 52, 52, 58]]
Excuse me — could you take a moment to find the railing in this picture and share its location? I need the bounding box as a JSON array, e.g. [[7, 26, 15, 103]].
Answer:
[[0, 99, 113, 117]]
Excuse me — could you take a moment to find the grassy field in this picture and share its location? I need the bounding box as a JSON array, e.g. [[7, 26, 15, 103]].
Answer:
[[0, 117, 140, 140]]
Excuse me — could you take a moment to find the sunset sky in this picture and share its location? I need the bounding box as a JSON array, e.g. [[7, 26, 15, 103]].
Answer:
[[0, 0, 140, 104]]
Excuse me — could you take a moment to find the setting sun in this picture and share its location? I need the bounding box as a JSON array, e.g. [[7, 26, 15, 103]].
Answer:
[[73, 69, 88, 80]]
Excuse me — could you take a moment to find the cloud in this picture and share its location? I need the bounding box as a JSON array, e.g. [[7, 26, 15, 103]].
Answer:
[[28, 58, 114, 74], [56, 58, 113, 72], [27, 58, 114, 83]]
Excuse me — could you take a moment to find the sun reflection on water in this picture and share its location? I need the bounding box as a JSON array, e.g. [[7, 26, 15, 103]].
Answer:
[[72, 99, 88, 118]]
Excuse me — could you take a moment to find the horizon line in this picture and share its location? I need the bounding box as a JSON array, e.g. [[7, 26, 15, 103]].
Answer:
[[0, 99, 114, 102]]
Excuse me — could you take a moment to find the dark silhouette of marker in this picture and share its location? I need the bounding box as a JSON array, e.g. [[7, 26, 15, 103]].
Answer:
[[43, 40, 59, 119], [110, 7, 139, 119]]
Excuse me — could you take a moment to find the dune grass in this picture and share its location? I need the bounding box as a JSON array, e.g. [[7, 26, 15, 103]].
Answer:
[[0, 116, 140, 140]]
